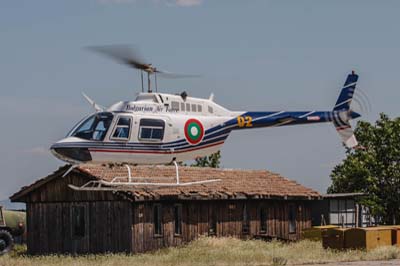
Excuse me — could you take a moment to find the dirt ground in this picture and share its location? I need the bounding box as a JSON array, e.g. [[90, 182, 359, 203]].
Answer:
[[304, 259, 400, 266]]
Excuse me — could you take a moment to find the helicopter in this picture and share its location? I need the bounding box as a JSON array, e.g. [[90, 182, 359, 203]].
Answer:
[[50, 45, 361, 188]]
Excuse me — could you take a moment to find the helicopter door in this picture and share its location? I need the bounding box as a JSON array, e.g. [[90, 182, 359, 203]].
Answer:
[[110, 116, 132, 141]]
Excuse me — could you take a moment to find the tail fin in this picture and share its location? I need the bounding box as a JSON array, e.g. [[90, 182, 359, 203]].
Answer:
[[333, 71, 358, 111], [333, 71, 359, 148]]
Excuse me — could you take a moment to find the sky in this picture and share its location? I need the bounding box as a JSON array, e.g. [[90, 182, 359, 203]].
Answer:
[[1, 0, 400, 201]]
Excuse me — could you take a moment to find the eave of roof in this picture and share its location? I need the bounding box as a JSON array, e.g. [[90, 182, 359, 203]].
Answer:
[[322, 192, 365, 198]]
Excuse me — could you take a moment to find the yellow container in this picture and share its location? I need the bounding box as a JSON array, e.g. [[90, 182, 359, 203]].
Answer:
[[302, 225, 339, 241], [322, 228, 349, 250], [375, 225, 400, 247], [345, 227, 393, 251]]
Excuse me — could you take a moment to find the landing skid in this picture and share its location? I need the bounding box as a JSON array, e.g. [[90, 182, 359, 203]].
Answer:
[[68, 161, 221, 191]]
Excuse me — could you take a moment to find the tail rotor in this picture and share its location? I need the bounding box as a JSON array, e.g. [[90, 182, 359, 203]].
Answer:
[[332, 71, 362, 149]]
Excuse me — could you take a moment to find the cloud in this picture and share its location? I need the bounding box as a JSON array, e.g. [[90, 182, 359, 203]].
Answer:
[[97, 0, 203, 7], [98, 0, 136, 4], [319, 161, 341, 168], [0, 96, 88, 118], [20, 147, 50, 156], [174, 0, 202, 6]]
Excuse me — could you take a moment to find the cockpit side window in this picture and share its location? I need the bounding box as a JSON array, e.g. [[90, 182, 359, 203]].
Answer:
[[138, 119, 165, 141], [111, 116, 132, 141], [71, 112, 113, 141]]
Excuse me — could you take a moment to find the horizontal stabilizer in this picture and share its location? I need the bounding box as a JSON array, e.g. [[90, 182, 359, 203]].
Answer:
[[337, 126, 358, 148], [334, 112, 358, 148]]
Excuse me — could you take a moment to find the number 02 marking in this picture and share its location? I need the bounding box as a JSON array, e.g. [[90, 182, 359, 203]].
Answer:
[[237, 116, 253, 128]]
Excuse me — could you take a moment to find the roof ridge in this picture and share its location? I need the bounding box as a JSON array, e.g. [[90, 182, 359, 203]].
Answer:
[[79, 163, 281, 173]]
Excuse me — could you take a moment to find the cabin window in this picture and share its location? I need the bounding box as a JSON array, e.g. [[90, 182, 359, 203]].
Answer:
[[208, 106, 213, 113], [259, 207, 267, 234], [191, 104, 197, 112], [209, 207, 217, 236], [139, 119, 165, 141], [111, 116, 131, 140], [72, 112, 114, 141], [180, 102, 185, 111], [174, 204, 182, 235], [288, 204, 296, 234], [171, 101, 179, 111], [72, 206, 86, 238], [153, 204, 162, 236], [186, 103, 191, 112], [329, 199, 357, 227], [197, 105, 202, 112], [242, 204, 250, 234]]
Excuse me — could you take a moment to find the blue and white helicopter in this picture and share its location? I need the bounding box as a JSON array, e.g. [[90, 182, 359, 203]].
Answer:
[[51, 46, 361, 188]]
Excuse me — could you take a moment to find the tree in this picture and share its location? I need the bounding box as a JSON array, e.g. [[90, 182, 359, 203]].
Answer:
[[191, 151, 221, 168], [328, 113, 400, 224]]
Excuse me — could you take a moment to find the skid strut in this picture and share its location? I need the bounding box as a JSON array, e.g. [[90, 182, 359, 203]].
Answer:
[[68, 161, 221, 191]]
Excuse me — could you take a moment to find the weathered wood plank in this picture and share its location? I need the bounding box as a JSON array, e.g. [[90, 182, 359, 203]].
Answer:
[[26, 195, 313, 255]]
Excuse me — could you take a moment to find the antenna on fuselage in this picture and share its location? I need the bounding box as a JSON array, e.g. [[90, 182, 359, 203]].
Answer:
[[140, 71, 144, 92], [155, 72, 158, 93], [87, 44, 201, 94]]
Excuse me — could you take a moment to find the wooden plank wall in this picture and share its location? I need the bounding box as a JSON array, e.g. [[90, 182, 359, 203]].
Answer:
[[132, 200, 312, 253], [25, 198, 312, 254], [21, 174, 119, 203], [26, 201, 132, 255], [21, 172, 313, 254]]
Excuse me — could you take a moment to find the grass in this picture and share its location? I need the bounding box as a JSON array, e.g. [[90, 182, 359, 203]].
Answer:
[[1, 237, 400, 266]]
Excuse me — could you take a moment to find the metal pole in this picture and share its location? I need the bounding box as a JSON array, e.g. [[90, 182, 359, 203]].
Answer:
[[155, 73, 158, 92], [147, 73, 151, 93], [173, 161, 180, 185], [355, 204, 359, 227], [125, 165, 132, 183]]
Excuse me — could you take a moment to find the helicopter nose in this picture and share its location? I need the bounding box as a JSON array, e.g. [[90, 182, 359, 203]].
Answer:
[[50, 144, 92, 163]]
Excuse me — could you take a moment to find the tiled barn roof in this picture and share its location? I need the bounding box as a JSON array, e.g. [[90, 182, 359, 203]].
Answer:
[[11, 164, 320, 201]]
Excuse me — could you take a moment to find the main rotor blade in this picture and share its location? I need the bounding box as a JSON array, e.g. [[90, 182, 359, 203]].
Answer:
[[87, 44, 202, 78], [82, 92, 104, 112], [87, 44, 151, 71], [154, 69, 202, 79]]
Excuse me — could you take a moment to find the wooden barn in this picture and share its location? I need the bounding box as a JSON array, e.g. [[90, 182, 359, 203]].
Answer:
[[10, 164, 320, 255]]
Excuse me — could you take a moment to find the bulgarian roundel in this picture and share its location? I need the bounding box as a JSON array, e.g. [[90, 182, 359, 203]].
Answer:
[[184, 118, 204, 145]]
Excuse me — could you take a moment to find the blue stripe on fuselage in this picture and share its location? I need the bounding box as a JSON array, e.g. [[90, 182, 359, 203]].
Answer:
[[230, 111, 334, 129], [52, 134, 229, 152]]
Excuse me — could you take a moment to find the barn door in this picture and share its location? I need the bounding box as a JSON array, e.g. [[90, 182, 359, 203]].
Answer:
[[70, 203, 89, 254]]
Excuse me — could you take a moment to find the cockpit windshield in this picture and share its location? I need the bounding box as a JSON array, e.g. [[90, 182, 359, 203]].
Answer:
[[70, 112, 114, 141]]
